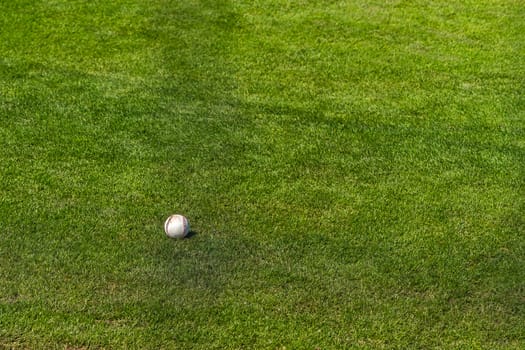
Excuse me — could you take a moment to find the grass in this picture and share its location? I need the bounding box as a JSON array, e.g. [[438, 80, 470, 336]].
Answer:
[[0, 0, 524, 348]]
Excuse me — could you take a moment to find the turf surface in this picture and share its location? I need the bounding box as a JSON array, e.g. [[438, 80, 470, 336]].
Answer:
[[0, 0, 524, 348]]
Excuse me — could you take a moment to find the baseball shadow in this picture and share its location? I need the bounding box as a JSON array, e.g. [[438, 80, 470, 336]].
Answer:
[[184, 230, 197, 239]]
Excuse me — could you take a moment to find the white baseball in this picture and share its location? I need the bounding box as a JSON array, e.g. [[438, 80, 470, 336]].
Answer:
[[164, 214, 190, 239]]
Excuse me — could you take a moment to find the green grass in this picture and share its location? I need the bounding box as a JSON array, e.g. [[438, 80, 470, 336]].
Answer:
[[1, 0, 524, 348]]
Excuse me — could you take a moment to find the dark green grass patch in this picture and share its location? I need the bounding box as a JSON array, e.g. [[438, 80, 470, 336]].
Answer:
[[1, 0, 524, 348]]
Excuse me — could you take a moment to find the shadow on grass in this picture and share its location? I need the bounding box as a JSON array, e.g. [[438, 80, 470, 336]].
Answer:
[[184, 230, 198, 239]]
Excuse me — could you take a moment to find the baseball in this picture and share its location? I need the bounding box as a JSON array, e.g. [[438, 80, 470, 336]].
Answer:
[[164, 214, 190, 239]]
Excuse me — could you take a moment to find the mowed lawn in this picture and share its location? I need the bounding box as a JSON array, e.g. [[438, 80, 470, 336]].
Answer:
[[0, 0, 524, 348]]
